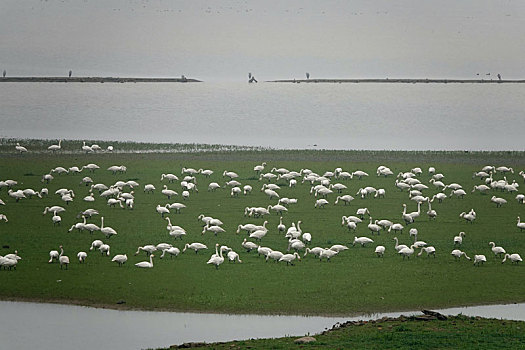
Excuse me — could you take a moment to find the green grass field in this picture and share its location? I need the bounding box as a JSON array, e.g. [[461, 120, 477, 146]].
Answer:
[[1, 140, 525, 316]]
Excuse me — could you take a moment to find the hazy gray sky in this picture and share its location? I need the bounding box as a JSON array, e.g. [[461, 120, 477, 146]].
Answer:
[[1, 0, 524, 81]]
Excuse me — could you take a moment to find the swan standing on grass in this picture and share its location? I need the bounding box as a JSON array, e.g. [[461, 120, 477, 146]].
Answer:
[[111, 254, 128, 266], [486, 242, 505, 259], [426, 199, 437, 220], [49, 249, 59, 263], [241, 239, 259, 252], [77, 251, 87, 263], [161, 185, 178, 199], [59, 245, 69, 269], [99, 244, 110, 256], [48, 140, 62, 152], [319, 248, 339, 262], [183, 243, 208, 254], [451, 249, 471, 261], [353, 236, 374, 247], [135, 245, 157, 256], [161, 247, 180, 259], [374, 245, 385, 257], [398, 245, 416, 260], [473, 254, 487, 266], [15, 143, 28, 153], [517, 216, 525, 231], [490, 196, 507, 207], [279, 252, 301, 265], [502, 253, 522, 264], [454, 232, 466, 246], [207, 244, 225, 269], [227, 250, 242, 263], [52, 211, 62, 226], [459, 210, 476, 224], [135, 254, 155, 268], [417, 246, 436, 258], [393, 237, 408, 252], [100, 217, 117, 238]]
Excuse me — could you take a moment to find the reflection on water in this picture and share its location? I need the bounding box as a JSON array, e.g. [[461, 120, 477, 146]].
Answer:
[[2, 301, 525, 350]]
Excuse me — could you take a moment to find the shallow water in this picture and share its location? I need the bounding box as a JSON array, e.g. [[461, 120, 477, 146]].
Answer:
[[1, 82, 524, 151], [2, 300, 525, 350]]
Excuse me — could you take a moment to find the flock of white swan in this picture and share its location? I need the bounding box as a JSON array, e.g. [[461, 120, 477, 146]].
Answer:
[[1, 142, 524, 272]]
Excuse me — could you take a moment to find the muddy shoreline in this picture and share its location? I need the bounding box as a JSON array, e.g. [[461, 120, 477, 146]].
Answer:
[[0, 76, 201, 83]]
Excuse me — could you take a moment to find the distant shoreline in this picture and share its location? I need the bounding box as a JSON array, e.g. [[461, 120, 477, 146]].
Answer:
[[0, 76, 201, 83], [267, 78, 525, 84]]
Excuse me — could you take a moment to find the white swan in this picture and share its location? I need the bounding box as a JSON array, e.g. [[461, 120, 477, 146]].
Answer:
[[473, 254, 487, 266], [249, 229, 267, 241], [426, 199, 437, 220], [161, 247, 180, 259], [490, 196, 507, 207], [100, 217, 117, 238], [77, 251, 87, 263], [393, 237, 408, 252], [330, 244, 349, 252], [135, 245, 157, 256], [451, 249, 471, 261], [303, 247, 324, 258], [417, 246, 436, 258], [353, 236, 374, 247], [161, 173, 178, 183], [459, 211, 476, 224], [161, 185, 178, 199], [368, 217, 382, 235], [82, 141, 93, 153], [241, 239, 259, 252], [48, 139, 62, 152], [334, 195, 354, 205], [517, 216, 525, 231], [454, 232, 465, 245], [502, 253, 522, 264], [59, 245, 69, 269], [319, 248, 339, 262], [279, 252, 301, 265], [99, 244, 110, 256], [398, 244, 416, 260], [207, 244, 225, 269], [489, 242, 506, 257], [314, 199, 329, 208], [135, 254, 155, 268], [182, 243, 208, 254], [374, 245, 386, 257], [15, 142, 28, 153], [112, 254, 128, 266], [82, 215, 100, 234], [227, 250, 242, 263]]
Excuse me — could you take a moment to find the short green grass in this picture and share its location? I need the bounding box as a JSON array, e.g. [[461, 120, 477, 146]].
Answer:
[[1, 140, 525, 315], [166, 315, 525, 349]]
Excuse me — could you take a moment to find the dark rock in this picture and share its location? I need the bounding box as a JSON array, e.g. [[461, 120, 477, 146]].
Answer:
[[116, 300, 126, 304], [172, 342, 207, 348], [422, 310, 448, 320]]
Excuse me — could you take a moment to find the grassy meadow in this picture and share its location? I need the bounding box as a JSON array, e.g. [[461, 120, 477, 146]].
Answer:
[[1, 139, 525, 316]]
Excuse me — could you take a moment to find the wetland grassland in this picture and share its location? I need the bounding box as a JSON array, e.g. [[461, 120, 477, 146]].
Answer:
[[1, 139, 525, 316]]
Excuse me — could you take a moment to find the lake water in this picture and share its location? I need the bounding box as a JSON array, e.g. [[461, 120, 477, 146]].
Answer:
[[1, 82, 524, 151], [2, 300, 525, 350]]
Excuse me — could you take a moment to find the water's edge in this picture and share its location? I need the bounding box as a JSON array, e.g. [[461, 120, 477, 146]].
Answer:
[[2, 300, 524, 350]]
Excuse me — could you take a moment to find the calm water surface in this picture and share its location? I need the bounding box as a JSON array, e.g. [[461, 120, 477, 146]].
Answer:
[[1, 82, 524, 151], [2, 301, 525, 350]]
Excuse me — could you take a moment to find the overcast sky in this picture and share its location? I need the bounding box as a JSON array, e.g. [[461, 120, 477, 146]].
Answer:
[[1, 0, 524, 81]]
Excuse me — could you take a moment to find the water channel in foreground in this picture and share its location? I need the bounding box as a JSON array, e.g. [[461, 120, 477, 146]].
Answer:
[[2, 301, 524, 350]]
